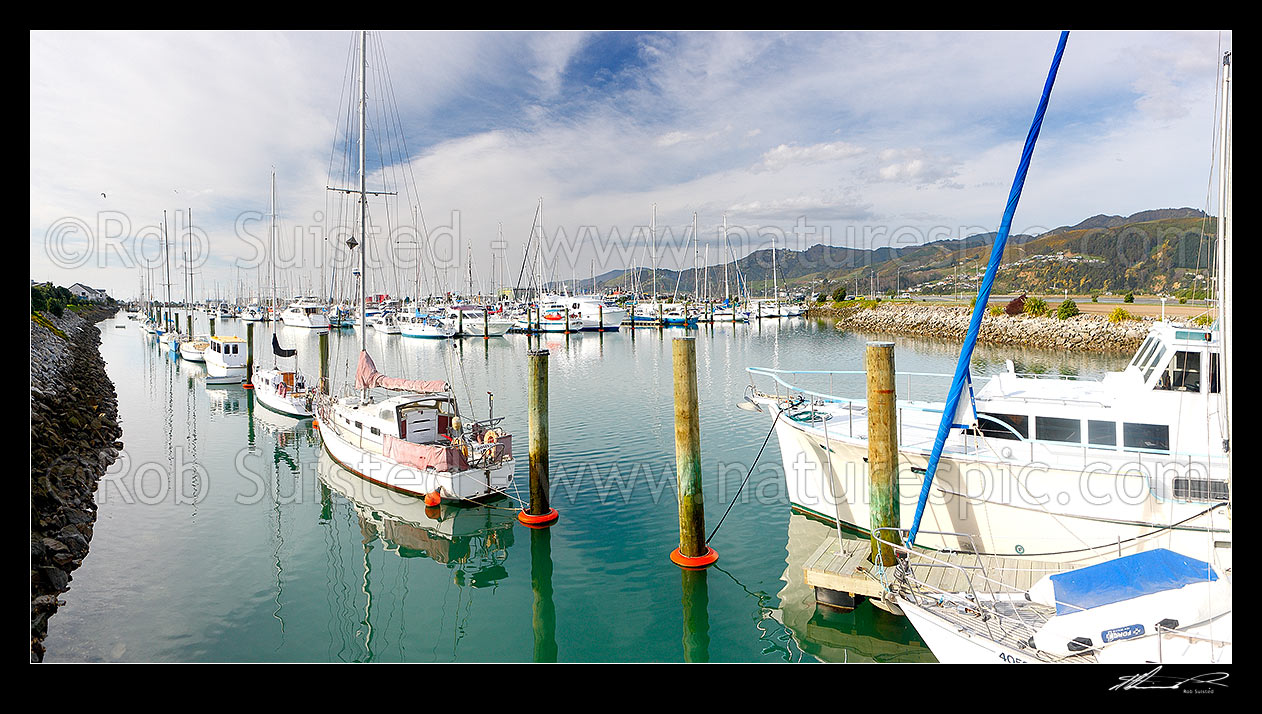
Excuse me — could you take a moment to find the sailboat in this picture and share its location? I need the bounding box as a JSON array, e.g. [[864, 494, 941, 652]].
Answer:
[[157, 211, 184, 353], [253, 334, 315, 418], [179, 334, 210, 362], [875, 37, 1232, 665], [314, 31, 515, 503]]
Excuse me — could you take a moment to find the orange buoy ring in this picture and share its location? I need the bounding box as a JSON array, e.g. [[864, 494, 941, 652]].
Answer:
[[669, 546, 718, 569], [423, 491, 442, 507], [517, 508, 559, 528], [483, 430, 498, 444]]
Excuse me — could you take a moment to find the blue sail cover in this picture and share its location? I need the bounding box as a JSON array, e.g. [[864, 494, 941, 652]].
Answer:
[[906, 31, 1070, 549], [1049, 548, 1218, 615]]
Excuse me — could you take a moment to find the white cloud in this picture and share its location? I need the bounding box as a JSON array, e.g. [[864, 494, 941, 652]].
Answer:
[[30, 29, 1232, 298], [755, 141, 865, 173]]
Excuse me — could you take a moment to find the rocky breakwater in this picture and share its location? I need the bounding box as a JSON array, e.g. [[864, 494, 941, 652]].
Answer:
[[30, 306, 121, 662], [811, 303, 1149, 352]]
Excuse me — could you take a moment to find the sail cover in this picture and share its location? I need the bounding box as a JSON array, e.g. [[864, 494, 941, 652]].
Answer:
[[1041, 549, 1219, 615], [272, 334, 297, 358], [355, 350, 448, 393]]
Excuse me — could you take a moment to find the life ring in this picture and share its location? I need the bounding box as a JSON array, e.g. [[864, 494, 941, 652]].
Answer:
[[483, 430, 498, 444], [278, 382, 288, 397]]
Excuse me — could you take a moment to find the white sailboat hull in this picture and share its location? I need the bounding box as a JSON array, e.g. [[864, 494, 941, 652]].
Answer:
[[252, 368, 314, 418], [897, 597, 1038, 664], [178, 343, 207, 362], [318, 406, 515, 501]]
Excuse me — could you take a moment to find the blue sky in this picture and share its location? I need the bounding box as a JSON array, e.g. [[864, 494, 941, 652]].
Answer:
[[30, 30, 1231, 300]]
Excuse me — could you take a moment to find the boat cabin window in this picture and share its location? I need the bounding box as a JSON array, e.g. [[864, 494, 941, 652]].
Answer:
[[1129, 337, 1157, 369], [1209, 353, 1220, 393], [976, 413, 1027, 440], [1172, 478, 1230, 502], [1155, 350, 1201, 392], [1122, 422, 1169, 452], [1140, 343, 1167, 383], [1087, 420, 1117, 447], [1035, 416, 1081, 444]]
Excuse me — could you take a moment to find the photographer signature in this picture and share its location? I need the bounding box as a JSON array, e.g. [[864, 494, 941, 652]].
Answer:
[[1110, 666, 1228, 691]]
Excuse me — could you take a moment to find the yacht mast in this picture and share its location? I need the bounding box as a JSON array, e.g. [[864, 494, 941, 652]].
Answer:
[[163, 210, 172, 329], [692, 212, 698, 302], [650, 204, 657, 299], [271, 172, 278, 322], [358, 30, 368, 359], [771, 231, 778, 311], [723, 214, 730, 304], [1217, 50, 1232, 514]]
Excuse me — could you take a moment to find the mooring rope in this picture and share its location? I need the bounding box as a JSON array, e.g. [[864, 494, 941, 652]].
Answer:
[[706, 402, 789, 544]]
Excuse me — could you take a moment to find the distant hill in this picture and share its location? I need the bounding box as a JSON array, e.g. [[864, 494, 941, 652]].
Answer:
[[564, 208, 1216, 298]]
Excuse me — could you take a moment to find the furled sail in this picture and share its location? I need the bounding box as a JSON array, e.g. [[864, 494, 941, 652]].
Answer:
[[355, 350, 448, 393], [272, 334, 297, 358]]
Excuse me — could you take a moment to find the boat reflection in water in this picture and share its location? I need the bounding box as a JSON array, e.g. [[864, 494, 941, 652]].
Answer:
[[316, 451, 515, 585], [774, 514, 936, 663]]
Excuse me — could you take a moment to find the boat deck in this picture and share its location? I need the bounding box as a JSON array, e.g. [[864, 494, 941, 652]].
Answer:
[[804, 534, 1099, 663], [805, 534, 1069, 595]]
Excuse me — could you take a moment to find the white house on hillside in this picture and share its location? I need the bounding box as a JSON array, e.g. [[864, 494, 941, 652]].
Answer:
[[68, 283, 109, 302]]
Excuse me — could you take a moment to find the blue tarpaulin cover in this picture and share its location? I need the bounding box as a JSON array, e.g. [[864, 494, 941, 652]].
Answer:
[[1049, 548, 1218, 615]]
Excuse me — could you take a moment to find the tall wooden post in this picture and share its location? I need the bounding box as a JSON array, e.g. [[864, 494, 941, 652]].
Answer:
[[318, 331, 330, 395], [866, 341, 900, 566], [598, 304, 603, 333], [185, 313, 192, 336], [243, 322, 255, 388], [519, 348, 558, 527], [670, 337, 717, 568], [483, 309, 489, 340]]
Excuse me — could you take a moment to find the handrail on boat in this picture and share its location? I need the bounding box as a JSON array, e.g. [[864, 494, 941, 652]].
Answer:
[[746, 366, 954, 408]]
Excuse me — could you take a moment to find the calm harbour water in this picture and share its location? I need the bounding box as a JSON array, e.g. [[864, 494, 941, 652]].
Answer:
[[43, 312, 1128, 663]]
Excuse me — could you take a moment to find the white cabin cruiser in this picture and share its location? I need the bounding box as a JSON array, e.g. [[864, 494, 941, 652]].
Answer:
[[445, 305, 514, 337], [399, 312, 456, 339], [746, 322, 1231, 569], [281, 298, 331, 329], [543, 295, 625, 331], [369, 310, 401, 334], [204, 334, 248, 384]]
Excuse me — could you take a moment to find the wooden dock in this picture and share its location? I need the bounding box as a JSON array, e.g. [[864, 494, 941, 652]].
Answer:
[[803, 535, 1069, 613]]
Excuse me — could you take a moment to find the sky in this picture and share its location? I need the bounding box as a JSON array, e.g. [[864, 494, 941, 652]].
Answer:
[[30, 30, 1232, 301]]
